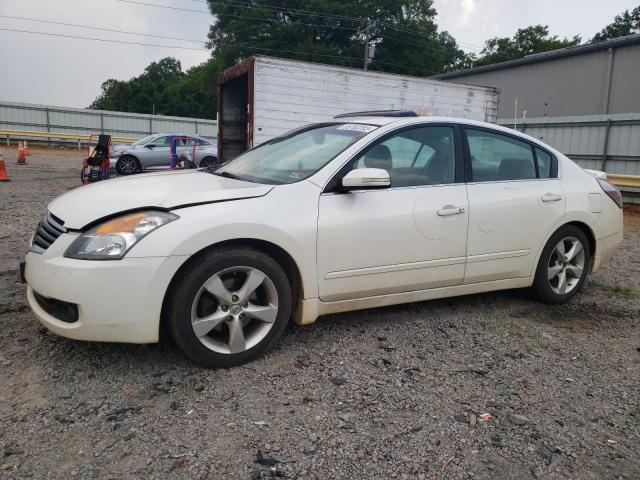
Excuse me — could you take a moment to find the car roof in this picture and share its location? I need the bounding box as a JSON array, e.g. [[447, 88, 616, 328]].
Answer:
[[332, 115, 497, 127], [331, 115, 559, 154], [152, 133, 211, 141]]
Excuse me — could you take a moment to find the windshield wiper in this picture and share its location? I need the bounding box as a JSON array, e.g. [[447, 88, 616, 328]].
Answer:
[[212, 171, 250, 182]]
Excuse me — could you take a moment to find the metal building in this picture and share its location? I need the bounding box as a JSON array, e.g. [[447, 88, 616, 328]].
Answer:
[[435, 34, 640, 119]]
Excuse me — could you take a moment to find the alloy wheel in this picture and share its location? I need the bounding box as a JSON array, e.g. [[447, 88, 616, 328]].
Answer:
[[547, 237, 585, 295], [190, 267, 279, 354], [118, 157, 137, 174]]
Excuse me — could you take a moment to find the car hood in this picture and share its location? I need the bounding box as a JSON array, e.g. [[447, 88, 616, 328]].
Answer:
[[110, 143, 131, 156], [49, 170, 273, 229]]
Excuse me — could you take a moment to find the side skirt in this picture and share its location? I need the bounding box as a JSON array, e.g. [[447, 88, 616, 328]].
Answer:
[[295, 277, 534, 325]]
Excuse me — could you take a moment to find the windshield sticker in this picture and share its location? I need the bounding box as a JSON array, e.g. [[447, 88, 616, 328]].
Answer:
[[336, 124, 377, 133]]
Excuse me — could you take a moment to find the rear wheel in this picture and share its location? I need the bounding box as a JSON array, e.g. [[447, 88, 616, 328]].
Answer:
[[167, 247, 292, 368], [116, 155, 139, 175], [531, 225, 590, 304]]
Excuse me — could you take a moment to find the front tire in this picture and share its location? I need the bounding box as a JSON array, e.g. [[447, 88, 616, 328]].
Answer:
[[116, 155, 140, 175], [167, 247, 292, 368], [531, 225, 591, 304], [199, 156, 218, 168]]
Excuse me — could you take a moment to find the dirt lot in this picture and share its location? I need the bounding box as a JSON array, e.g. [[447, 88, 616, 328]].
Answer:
[[1, 147, 639, 479]]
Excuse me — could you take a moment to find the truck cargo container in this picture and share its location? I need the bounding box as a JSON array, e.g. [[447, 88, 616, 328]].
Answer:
[[217, 56, 500, 161]]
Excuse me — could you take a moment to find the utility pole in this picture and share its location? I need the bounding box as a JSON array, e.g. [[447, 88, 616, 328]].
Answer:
[[362, 19, 375, 70]]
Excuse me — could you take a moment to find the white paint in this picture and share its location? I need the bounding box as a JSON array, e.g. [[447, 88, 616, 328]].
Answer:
[[251, 56, 499, 146], [25, 116, 623, 347]]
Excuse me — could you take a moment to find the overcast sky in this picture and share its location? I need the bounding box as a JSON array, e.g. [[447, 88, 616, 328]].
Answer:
[[0, 0, 636, 109]]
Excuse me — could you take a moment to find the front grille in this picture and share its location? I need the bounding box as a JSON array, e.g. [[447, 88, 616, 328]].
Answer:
[[31, 212, 66, 253]]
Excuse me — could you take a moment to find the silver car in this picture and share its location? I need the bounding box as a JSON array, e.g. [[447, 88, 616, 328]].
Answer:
[[111, 134, 218, 175]]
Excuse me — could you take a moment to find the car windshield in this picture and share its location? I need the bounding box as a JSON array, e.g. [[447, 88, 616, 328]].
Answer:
[[132, 134, 160, 146], [214, 123, 377, 184]]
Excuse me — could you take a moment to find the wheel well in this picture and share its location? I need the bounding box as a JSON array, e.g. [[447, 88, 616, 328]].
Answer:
[[118, 154, 140, 168], [199, 156, 217, 166], [566, 221, 596, 258], [159, 239, 303, 339]]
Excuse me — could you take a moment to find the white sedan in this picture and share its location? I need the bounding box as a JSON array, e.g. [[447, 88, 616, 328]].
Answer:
[[24, 112, 623, 367]]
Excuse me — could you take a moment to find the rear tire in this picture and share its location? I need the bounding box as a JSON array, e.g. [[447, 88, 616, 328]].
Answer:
[[167, 247, 292, 368], [530, 225, 591, 304]]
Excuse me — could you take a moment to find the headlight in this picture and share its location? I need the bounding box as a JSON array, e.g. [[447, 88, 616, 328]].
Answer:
[[64, 211, 178, 260]]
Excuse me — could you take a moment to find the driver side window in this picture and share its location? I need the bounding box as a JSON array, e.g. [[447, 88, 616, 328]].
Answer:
[[148, 136, 172, 147], [351, 126, 456, 187]]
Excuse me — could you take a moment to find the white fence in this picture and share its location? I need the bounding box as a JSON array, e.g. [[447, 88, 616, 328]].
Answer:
[[0, 101, 218, 143]]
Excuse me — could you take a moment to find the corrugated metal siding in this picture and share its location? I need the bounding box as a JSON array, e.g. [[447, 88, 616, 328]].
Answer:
[[608, 45, 640, 114], [498, 114, 640, 177], [252, 57, 499, 145], [0, 101, 217, 141], [446, 43, 640, 119]]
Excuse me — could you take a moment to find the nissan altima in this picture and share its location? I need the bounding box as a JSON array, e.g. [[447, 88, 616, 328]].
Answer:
[[24, 112, 623, 367]]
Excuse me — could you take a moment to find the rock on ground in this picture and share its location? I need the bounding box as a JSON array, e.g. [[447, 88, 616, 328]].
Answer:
[[1, 148, 639, 479]]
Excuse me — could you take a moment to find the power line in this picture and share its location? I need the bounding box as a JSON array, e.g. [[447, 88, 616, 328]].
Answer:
[[112, 0, 483, 50], [0, 27, 443, 75], [200, 0, 368, 23], [0, 27, 209, 51], [0, 27, 354, 62], [113, 0, 362, 31], [0, 14, 206, 44]]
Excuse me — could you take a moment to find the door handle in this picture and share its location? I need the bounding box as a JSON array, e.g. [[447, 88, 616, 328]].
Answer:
[[437, 205, 465, 216], [541, 193, 562, 203]]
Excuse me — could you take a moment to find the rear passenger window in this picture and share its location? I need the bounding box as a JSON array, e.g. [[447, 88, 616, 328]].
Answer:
[[466, 128, 536, 182], [536, 148, 553, 178]]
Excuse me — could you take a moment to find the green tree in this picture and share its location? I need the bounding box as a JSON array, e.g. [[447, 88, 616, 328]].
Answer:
[[470, 25, 580, 67], [592, 6, 640, 41], [91, 57, 220, 119], [205, 0, 467, 76]]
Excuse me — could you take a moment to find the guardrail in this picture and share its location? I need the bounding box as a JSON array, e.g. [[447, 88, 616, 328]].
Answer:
[[607, 173, 640, 189], [1, 129, 137, 148], [3, 127, 638, 191]]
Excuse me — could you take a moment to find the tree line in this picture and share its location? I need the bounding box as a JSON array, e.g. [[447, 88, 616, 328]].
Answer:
[[90, 2, 640, 119]]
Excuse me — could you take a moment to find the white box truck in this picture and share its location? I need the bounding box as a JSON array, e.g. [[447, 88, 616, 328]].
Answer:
[[217, 56, 500, 161]]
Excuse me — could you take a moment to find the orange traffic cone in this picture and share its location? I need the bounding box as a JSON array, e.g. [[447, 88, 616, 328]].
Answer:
[[16, 140, 27, 165], [0, 150, 10, 181], [23, 140, 30, 156]]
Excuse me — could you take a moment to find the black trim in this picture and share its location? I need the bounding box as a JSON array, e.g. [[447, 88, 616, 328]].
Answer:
[[33, 291, 78, 323], [334, 110, 418, 119], [532, 145, 540, 178], [461, 126, 472, 183], [323, 122, 463, 193], [460, 126, 558, 182], [452, 125, 465, 184]]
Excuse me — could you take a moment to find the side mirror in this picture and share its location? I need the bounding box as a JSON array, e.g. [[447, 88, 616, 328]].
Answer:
[[342, 168, 391, 189], [145, 144, 155, 149]]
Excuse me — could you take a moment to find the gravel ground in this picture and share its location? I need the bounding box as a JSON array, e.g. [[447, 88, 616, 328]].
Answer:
[[1, 148, 639, 479]]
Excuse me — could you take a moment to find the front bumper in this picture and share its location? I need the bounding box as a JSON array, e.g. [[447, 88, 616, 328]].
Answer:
[[24, 233, 187, 344]]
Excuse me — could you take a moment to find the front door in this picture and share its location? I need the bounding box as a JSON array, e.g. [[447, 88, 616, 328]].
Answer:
[[139, 135, 172, 168], [317, 125, 469, 302]]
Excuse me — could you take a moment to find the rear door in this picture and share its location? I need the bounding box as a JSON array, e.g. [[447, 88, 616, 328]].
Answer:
[[462, 127, 565, 283]]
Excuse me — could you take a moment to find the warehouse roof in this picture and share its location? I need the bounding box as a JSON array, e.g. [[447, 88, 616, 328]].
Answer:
[[434, 33, 640, 80]]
